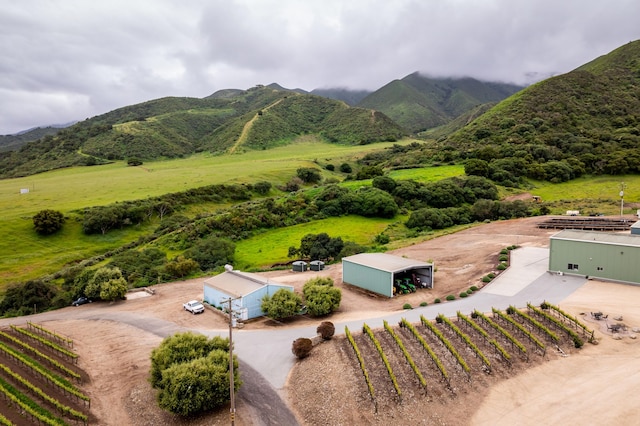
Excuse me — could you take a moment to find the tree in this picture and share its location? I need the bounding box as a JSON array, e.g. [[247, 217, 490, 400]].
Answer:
[[253, 181, 272, 195], [464, 159, 490, 177], [372, 175, 397, 193], [261, 288, 302, 320], [352, 187, 399, 218], [303, 277, 341, 317], [184, 236, 235, 271], [164, 256, 200, 278], [295, 233, 344, 261], [84, 267, 127, 301], [296, 167, 322, 184], [150, 333, 239, 416], [32, 209, 65, 235], [339, 163, 352, 173]]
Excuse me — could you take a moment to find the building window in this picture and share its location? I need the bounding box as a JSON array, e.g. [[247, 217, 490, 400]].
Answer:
[[567, 263, 579, 270]]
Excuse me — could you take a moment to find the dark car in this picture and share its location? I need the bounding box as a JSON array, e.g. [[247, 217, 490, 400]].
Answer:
[[72, 297, 92, 306]]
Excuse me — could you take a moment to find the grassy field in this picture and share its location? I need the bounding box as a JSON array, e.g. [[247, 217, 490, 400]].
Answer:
[[234, 215, 398, 269], [0, 139, 415, 287], [1, 137, 639, 289]]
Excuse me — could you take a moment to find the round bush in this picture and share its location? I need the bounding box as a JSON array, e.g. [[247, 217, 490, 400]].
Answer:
[[470, 286, 479, 292], [419, 301, 428, 307], [292, 338, 314, 359], [316, 321, 335, 340], [459, 292, 468, 298], [434, 298, 441, 304], [499, 254, 509, 262], [500, 249, 509, 255], [488, 273, 496, 278], [497, 263, 507, 270], [403, 303, 412, 310], [482, 276, 492, 283], [446, 294, 455, 301]]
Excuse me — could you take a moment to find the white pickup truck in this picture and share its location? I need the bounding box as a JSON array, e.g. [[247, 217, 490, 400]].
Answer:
[[183, 300, 205, 314]]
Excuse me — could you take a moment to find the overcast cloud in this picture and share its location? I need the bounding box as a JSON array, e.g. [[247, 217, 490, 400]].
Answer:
[[1, 0, 639, 135]]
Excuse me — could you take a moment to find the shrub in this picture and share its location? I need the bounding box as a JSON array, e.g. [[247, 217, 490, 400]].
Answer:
[[497, 263, 507, 270], [460, 292, 468, 298], [261, 289, 303, 320], [488, 273, 496, 278], [499, 254, 509, 262], [470, 286, 479, 291], [292, 338, 313, 359], [419, 301, 428, 307], [32, 209, 65, 235], [435, 316, 443, 323], [446, 294, 455, 301], [316, 321, 335, 340], [403, 303, 412, 310], [434, 298, 441, 304], [506, 306, 516, 315], [303, 277, 341, 317], [500, 249, 509, 255], [482, 276, 492, 282]]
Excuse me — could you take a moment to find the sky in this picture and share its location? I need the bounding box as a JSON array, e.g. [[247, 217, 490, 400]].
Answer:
[[1, 0, 639, 135]]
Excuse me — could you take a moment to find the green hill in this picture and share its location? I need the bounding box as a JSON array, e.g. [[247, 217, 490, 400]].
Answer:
[[444, 40, 640, 177], [0, 87, 404, 178], [357, 72, 523, 133]]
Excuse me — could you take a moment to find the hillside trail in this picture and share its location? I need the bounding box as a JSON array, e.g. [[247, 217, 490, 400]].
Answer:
[[228, 98, 285, 154]]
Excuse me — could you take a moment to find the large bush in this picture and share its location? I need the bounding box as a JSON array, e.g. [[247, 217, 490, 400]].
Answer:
[[150, 333, 240, 416], [184, 236, 235, 271], [261, 289, 303, 320], [32, 209, 65, 235], [302, 277, 342, 317], [84, 267, 128, 301]]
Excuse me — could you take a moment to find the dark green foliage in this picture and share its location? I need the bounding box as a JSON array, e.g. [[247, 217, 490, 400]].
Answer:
[[324, 164, 335, 171], [434, 298, 441, 304], [296, 167, 322, 184], [292, 338, 314, 359], [372, 175, 397, 193], [419, 301, 428, 307], [84, 267, 127, 301], [406, 206, 471, 231], [459, 292, 468, 298], [374, 233, 390, 245], [351, 187, 399, 218], [32, 209, 65, 235], [261, 289, 303, 320], [253, 181, 272, 195], [339, 163, 352, 173], [446, 294, 456, 301], [109, 248, 166, 286], [150, 333, 239, 416], [164, 256, 200, 279], [183, 237, 235, 271], [290, 233, 344, 261], [355, 165, 384, 180], [403, 303, 412, 310], [0, 279, 59, 317], [127, 158, 143, 166], [302, 277, 341, 317]]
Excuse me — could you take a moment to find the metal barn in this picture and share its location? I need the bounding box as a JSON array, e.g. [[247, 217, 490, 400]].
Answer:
[[342, 253, 433, 298], [203, 269, 294, 319], [549, 229, 640, 285]]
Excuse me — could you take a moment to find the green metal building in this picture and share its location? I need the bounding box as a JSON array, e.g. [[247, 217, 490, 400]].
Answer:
[[549, 229, 640, 285], [342, 253, 433, 297]]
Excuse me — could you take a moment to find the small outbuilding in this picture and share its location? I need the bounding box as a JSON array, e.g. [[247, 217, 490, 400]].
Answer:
[[342, 253, 433, 298], [203, 268, 294, 320], [549, 229, 640, 285]]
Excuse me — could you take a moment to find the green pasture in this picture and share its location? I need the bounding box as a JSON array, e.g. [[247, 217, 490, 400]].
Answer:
[[0, 139, 414, 287], [234, 215, 396, 269]]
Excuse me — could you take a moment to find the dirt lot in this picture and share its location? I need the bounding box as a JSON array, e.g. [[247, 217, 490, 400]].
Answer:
[[6, 216, 639, 425]]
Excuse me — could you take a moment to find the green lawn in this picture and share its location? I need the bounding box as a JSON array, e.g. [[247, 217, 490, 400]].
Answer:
[[234, 216, 396, 269]]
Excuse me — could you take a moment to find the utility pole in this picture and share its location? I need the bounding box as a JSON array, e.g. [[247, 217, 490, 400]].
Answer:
[[226, 297, 236, 425], [619, 182, 627, 217]]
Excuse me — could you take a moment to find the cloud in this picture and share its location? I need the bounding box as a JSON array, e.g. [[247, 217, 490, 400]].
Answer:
[[1, 0, 639, 134]]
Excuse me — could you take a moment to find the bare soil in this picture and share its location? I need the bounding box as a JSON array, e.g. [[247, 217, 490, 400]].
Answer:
[[2, 216, 638, 425]]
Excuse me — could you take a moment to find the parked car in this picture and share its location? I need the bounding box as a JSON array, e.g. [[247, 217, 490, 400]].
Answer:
[[183, 300, 205, 314], [72, 297, 92, 306]]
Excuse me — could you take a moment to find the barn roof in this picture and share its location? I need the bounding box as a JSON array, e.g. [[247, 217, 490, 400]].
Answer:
[[342, 253, 432, 273], [551, 229, 640, 247], [204, 270, 285, 298]]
